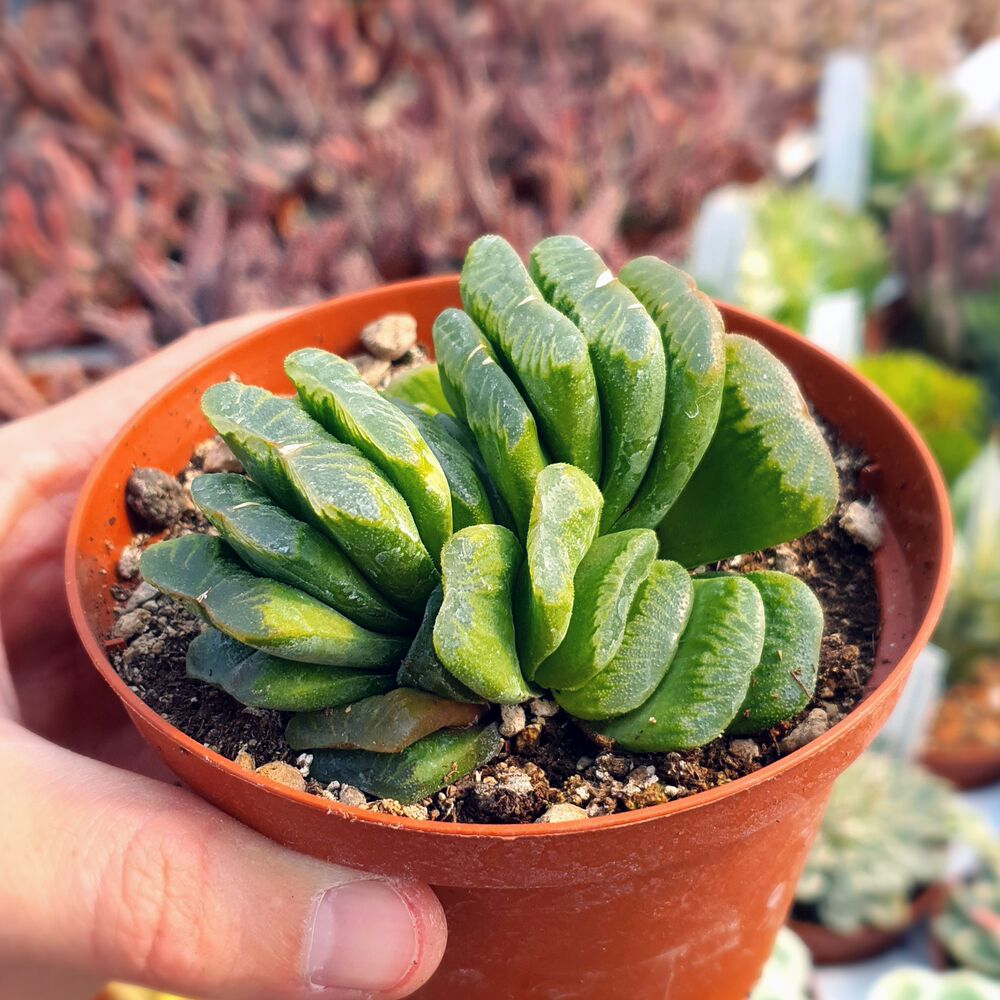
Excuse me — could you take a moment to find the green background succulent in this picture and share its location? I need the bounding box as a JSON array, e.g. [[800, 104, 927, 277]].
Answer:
[[870, 968, 1000, 1000], [856, 351, 989, 484], [794, 755, 955, 936], [140, 234, 839, 805]]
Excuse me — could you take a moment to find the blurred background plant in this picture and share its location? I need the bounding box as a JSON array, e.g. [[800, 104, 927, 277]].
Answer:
[[855, 351, 989, 482], [933, 870, 1000, 978], [735, 185, 889, 333], [792, 755, 955, 938]]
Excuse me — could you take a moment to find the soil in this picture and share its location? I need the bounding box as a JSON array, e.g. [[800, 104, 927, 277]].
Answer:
[[107, 362, 881, 824]]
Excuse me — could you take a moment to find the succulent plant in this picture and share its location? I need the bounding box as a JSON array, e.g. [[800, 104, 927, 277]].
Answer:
[[736, 185, 889, 334], [140, 234, 839, 804], [870, 968, 1000, 1000], [855, 351, 989, 484], [935, 438, 1000, 681], [794, 754, 954, 936], [934, 872, 1000, 979], [749, 928, 812, 1000]]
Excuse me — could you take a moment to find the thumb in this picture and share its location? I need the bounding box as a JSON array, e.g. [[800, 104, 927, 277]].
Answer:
[[0, 722, 447, 1000]]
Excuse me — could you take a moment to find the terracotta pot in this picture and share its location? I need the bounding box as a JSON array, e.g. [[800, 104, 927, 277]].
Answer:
[[65, 278, 951, 1000], [789, 883, 949, 965], [922, 747, 1000, 791]]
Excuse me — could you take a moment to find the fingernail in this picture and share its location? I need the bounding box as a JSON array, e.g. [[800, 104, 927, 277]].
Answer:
[[307, 879, 419, 994]]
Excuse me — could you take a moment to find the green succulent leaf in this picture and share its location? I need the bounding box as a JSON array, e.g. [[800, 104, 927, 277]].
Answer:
[[554, 560, 693, 720], [514, 463, 603, 679], [201, 381, 324, 515], [530, 236, 666, 529], [286, 688, 485, 753], [728, 571, 823, 735], [190, 473, 412, 634], [433, 524, 531, 704], [281, 437, 438, 616], [382, 362, 454, 415], [597, 574, 765, 750], [140, 534, 407, 667], [310, 723, 503, 803], [285, 348, 452, 562], [459, 235, 602, 478], [534, 529, 658, 690], [187, 628, 395, 711], [389, 400, 494, 529], [433, 307, 547, 535], [201, 381, 436, 613], [396, 587, 483, 703], [657, 335, 839, 567], [615, 256, 727, 531]]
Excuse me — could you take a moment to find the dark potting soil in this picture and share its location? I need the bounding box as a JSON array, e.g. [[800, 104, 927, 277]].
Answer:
[[108, 376, 881, 824]]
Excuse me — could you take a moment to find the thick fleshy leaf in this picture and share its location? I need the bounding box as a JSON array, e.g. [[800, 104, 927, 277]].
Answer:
[[396, 587, 483, 703], [433, 307, 547, 535], [140, 534, 407, 668], [282, 438, 438, 616], [514, 464, 603, 679], [554, 560, 693, 720], [389, 400, 494, 529], [286, 688, 485, 753], [433, 524, 531, 704], [459, 235, 602, 478], [615, 257, 726, 531], [597, 575, 765, 750], [382, 363, 454, 415], [285, 348, 452, 562], [529, 236, 666, 529], [202, 382, 435, 614], [728, 571, 823, 735], [187, 628, 396, 711], [310, 724, 503, 803], [191, 473, 412, 634], [657, 335, 839, 566], [200, 382, 324, 515], [534, 529, 658, 690]]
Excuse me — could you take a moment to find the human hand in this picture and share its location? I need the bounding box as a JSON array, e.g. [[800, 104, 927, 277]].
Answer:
[[0, 312, 447, 1000]]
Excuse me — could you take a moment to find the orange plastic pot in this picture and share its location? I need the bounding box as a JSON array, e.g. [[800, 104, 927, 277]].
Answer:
[[65, 278, 951, 1000]]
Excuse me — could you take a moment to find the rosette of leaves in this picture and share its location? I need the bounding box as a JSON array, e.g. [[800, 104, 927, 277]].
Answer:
[[794, 755, 954, 936], [140, 233, 839, 805], [933, 873, 1000, 979]]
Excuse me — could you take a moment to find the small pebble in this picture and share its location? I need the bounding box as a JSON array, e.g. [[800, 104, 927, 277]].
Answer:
[[839, 500, 883, 551], [117, 542, 143, 580], [338, 784, 368, 808], [779, 708, 830, 754], [499, 704, 527, 737], [124, 581, 158, 611], [256, 760, 307, 792], [535, 803, 589, 824], [348, 353, 392, 387], [234, 750, 256, 771], [126, 467, 186, 529], [528, 697, 559, 719], [193, 436, 243, 473], [360, 312, 418, 360], [114, 608, 152, 641], [728, 738, 761, 764]]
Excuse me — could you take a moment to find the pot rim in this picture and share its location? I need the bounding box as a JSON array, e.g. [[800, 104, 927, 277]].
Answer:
[[64, 275, 953, 840]]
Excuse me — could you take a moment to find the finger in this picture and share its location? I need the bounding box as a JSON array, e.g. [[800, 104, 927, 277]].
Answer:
[[2, 307, 294, 509], [0, 721, 447, 1000]]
